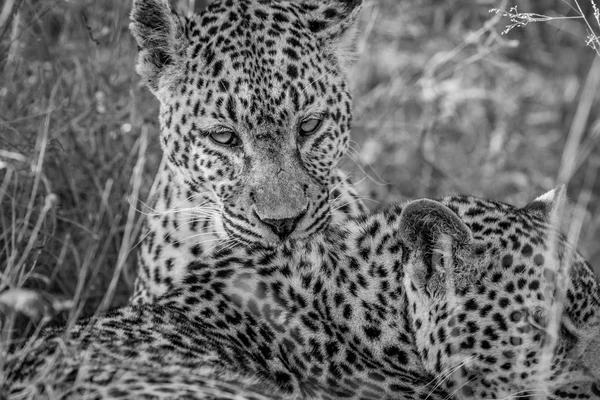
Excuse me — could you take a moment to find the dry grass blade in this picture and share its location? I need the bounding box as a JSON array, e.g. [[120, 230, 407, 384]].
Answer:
[[575, 0, 600, 56], [558, 55, 600, 183], [0, 0, 23, 41], [492, 1, 600, 56], [94, 126, 148, 315]]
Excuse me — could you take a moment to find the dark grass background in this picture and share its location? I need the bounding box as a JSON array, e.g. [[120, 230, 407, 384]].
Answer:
[[0, 0, 599, 337]]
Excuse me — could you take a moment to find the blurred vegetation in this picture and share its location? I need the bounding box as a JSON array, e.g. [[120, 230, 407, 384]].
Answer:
[[0, 0, 599, 339]]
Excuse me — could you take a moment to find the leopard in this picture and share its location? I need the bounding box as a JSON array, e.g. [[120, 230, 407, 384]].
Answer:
[[401, 185, 600, 399], [5, 188, 599, 400], [129, 0, 369, 305]]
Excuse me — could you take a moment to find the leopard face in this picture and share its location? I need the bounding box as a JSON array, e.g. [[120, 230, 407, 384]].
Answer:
[[131, 0, 362, 246]]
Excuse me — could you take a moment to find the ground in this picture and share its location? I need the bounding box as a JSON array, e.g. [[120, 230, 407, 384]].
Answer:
[[0, 0, 599, 342]]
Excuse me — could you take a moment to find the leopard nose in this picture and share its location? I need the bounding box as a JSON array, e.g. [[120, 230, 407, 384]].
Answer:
[[260, 212, 305, 239]]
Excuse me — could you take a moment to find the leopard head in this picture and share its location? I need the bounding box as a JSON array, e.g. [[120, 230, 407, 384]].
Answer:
[[130, 0, 362, 245], [399, 187, 600, 398]]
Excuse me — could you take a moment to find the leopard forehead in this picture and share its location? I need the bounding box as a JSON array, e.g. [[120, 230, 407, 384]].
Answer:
[[165, 0, 352, 126]]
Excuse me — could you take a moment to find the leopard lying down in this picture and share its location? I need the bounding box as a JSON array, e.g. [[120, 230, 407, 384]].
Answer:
[[4, 187, 600, 400]]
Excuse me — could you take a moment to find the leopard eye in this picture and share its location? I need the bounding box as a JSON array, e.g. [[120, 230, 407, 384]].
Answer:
[[299, 118, 323, 136], [209, 130, 240, 147]]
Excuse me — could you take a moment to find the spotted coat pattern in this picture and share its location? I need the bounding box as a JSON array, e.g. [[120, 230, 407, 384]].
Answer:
[[5, 190, 599, 399]]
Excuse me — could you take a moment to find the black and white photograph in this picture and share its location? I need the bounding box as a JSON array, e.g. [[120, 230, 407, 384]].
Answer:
[[1, 0, 599, 398]]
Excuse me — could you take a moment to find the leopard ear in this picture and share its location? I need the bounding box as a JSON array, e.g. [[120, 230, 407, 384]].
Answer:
[[305, 0, 363, 71], [399, 199, 473, 296], [399, 199, 472, 252], [130, 0, 187, 93], [521, 185, 568, 227]]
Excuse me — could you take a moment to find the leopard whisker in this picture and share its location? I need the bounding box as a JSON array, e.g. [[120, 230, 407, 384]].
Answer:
[[132, 191, 211, 215], [134, 202, 219, 217], [128, 202, 219, 258], [328, 177, 367, 206], [331, 197, 376, 212], [181, 228, 223, 240], [156, 204, 220, 217], [160, 212, 221, 240], [329, 178, 371, 204], [128, 228, 155, 254], [165, 221, 217, 239], [423, 356, 475, 400], [330, 194, 373, 205], [345, 143, 388, 186], [206, 237, 242, 253], [329, 173, 356, 194], [163, 210, 220, 219], [182, 219, 230, 245], [135, 189, 219, 216], [346, 176, 369, 190], [221, 240, 242, 253]]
